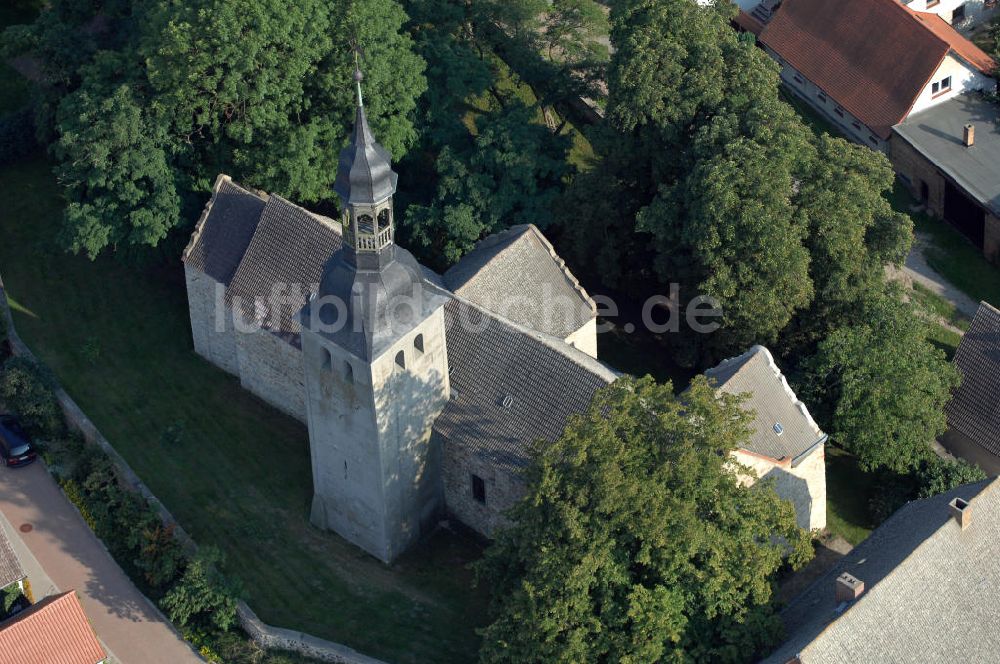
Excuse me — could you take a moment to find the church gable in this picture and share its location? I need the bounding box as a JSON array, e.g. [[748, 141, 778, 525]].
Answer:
[[226, 196, 342, 340], [443, 225, 597, 341], [183, 175, 268, 286]]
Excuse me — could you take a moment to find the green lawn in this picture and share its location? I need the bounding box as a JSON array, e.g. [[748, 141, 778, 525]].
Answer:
[[824, 446, 877, 546], [889, 183, 1000, 308], [0, 155, 488, 664]]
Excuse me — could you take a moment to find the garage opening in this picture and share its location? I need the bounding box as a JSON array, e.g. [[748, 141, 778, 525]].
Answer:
[[944, 180, 985, 249]]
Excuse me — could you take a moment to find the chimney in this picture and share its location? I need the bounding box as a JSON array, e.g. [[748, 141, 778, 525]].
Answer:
[[950, 496, 972, 530], [963, 123, 975, 147], [835, 572, 864, 603]]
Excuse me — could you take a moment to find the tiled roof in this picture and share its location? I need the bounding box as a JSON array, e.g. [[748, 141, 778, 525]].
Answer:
[[0, 591, 106, 664], [0, 530, 24, 590], [183, 175, 267, 285], [764, 478, 1000, 663], [760, 0, 988, 138], [433, 297, 617, 470], [188, 177, 618, 463], [947, 301, 1000, 456], [226, 195, 343, 340], [904, 7, 996, 73], [705, 346, 825, 462], [444, 225, 596, 340]]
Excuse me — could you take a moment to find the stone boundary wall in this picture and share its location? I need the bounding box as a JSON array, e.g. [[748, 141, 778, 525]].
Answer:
[[0, 273, 386, 664]]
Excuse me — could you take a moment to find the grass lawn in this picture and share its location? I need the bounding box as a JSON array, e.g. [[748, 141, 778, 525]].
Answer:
[[824, 446, 878, 546], [889, 183, 1000, 307], [0, 154, 488, 663]]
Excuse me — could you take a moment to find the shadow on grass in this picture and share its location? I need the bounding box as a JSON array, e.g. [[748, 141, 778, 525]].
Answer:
[[825, 446, 878, 546], [0, 153, 489, 664]]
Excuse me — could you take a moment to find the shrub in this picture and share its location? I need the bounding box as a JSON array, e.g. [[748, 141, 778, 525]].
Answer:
[[916, 456, 987, 498], [161, 547, 242, 632], [60, 479, 98, 531], [136, 523, 185, 588], [0, 107, 37, 166], [0, 356, 62, 437]]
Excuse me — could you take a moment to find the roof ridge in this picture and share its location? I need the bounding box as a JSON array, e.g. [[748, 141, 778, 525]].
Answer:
[[897, 3, 951, 50], [977, 299, 1000, 316], [521, 224, 598, 315], [427, 279, 618, 383], [267, 193, 343, 237], [182, 174, 268, 263]]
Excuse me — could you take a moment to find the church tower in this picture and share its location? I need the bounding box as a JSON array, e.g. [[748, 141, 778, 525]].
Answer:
[[299, 69, 451, 563]]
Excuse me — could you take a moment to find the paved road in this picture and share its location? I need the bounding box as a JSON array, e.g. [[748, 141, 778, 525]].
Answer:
[[0, 463, 203, 664]]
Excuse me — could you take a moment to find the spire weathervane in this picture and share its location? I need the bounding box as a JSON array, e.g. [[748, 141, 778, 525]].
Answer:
[[351, 41, 365, 108]]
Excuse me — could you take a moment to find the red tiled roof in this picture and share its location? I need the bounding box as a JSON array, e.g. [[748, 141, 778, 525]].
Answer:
[[904, 7, 996, 74], [734, 9, 765, 36], [760, 0, 992, 138], [0, 592, 105, 664]]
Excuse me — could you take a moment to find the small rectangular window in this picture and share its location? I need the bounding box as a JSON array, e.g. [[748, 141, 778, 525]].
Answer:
[[472, 474, 486, 504], [926, 0, 940, 6], [793, 74, 804, 85], [852, 120, 862, 130], [834, 107, 845, 118], [817, 92, 827, 103], [868, 135, 879, 146]]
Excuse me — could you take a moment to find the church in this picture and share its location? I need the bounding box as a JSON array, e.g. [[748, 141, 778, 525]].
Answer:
[[182, 75, 827, 563]]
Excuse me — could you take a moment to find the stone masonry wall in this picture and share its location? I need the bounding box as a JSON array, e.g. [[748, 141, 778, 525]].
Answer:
[[184, 265, 239, 375], [889, 134, 946, 217], [442, 438, 527, 538], [733, 445, 827, 532], [236, 328, 307, 422]]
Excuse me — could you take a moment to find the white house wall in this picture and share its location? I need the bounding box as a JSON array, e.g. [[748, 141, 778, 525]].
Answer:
[[909, 54, 994, 115], [564, 317, 598, 359], [766, 48, 887, 151], [732, 445, 827, 532], [903, 0, 995, 28]]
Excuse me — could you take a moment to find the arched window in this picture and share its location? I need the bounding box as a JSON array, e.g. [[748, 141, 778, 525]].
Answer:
[[377, 208, 391, 231], [395, 350, 406, 370], [343, 360, 354, 382], [414, 333, 424, 354], [321, 348, 332, 371]]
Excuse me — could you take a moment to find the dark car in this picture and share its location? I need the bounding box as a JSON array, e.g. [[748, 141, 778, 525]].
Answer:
[[0, 414, 37, 468]]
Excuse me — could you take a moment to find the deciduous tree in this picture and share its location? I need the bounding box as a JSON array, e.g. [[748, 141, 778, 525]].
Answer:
[[477, 376, 812, 663], [800, 292, 959, 473]]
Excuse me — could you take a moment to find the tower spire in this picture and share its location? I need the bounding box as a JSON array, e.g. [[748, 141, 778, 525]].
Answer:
[[353, 50, 364, 109], [333, 60, 398, 255]]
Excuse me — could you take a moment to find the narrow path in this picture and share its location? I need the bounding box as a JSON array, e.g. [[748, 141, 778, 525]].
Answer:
[[901, 232, 980, 319], [0, 463, 203, 664]]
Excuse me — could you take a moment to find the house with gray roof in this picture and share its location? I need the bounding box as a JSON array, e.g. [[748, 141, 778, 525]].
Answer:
[[182, 74, 826, 562], [706, 346, 828, 531], [892, 93, 1000, 262], [942, 301, 1000, 474], [764, 477, 1000, 663]]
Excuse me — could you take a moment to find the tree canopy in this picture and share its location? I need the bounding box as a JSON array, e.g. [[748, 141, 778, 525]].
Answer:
[[8, 0, 426, 258], [800, 292, 960, 474], [560, 0, 913, 364], [477, 376, 812, 663]]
